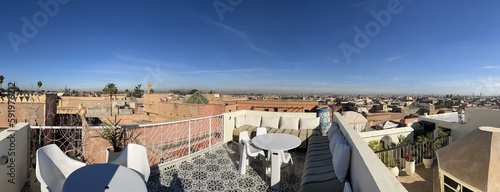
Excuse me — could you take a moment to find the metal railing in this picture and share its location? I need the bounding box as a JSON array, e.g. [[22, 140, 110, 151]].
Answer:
[[30, 115, 224, 167], [374, 136, 452, 170]]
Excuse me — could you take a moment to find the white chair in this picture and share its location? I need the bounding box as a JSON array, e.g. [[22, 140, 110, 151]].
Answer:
[[36, 144, 87, 192], [256, 127, 267, 136], [238, 131, 266, 175], [109, 143, 151, 182], [269, 149, 294, 182]]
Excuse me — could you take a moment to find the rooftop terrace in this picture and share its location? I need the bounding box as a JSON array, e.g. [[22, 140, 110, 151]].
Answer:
[[2, 111, 407, 192]]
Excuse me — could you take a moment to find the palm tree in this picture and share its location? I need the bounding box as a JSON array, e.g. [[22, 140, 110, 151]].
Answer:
[[37, 81, 42, 92], [0, 75, 4, 90], [103, 83, 118, 116]]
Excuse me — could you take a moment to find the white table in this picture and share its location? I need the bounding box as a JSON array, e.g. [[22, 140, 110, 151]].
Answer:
[[63, 164, 147, 192], [252, 133, 301, 190]]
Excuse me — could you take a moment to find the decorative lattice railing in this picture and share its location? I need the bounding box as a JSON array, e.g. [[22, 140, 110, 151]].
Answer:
[[30, 115, 224, 167]]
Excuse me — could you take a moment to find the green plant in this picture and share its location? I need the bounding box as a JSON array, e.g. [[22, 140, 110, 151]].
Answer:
[[92, 116, 141, 152], [368, 140, 383, 152], [387, 159, 399, 168]]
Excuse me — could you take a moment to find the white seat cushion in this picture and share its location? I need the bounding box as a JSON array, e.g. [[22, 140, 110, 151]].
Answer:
[[261, 116, 280, 129], [333, 139, 350, 183], [299, 117, 320, 130], [327, 123, 339, 141], [235, 115, 246, 128], [245, 115, 262, 127], [280, 117, 299, 130]]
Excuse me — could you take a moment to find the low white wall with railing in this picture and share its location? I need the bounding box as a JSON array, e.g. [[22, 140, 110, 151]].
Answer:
[[0, 123, 30, 192], [333, 112, 407, 192], [359, 127, 414, 147], [30, 115, 224, 168]]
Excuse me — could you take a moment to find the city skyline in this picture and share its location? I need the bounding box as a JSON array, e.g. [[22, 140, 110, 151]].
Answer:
[[1, 1, 500, 95]]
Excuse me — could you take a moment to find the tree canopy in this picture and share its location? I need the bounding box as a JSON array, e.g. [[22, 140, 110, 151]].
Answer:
[[103, 83, 118, 98]]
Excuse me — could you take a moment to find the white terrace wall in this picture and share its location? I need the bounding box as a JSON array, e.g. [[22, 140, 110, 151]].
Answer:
[[419, 109, 500, 142], [0, 123, 30, 191], [222, 110, 316, 143], [359, 127, 414, 148], [333, 112, 407, 192]]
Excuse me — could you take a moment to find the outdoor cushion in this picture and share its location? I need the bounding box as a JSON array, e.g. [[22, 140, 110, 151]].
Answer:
[[280, 116, 299, 130], [234, 125, 256, 136], [245, 115, 261, 127], [333, 138, 350, 183], [235, 115, 246, 128], [329, 131, 343, 154], [327, 123, 339, 140], [261, 116, 280, 129], [300, 117, 320, 130], [300, 173, 343, 192], [344, 181, 352, 192]]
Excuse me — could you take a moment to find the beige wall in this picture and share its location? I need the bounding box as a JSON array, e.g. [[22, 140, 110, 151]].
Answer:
[[236, 100, 318, 112], [0, 123, 30, 191]]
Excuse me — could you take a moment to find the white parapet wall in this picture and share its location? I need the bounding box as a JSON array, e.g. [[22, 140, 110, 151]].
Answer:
[[333, 112, 407, 192], [419, 109, 500, 142], [222, 110, 317, 143], [359, 127, 414, 147], [0, 123, 30, 191]]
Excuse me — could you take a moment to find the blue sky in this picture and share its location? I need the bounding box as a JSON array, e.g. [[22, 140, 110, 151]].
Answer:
[[1, 0, 499, 95]]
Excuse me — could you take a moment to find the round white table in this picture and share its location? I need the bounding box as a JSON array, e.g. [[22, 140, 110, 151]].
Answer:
[[252, 133, 301, 190], [63, 164, 147, 192], [251, 133, 301, 151]]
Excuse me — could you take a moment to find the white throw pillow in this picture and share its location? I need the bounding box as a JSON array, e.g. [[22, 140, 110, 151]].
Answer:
[[299, 117, 320, 130], [333, 139, 350, 183], [327, 123, 339, 141], [261, 116, 280, 129], [245, 115, 262, 127], [235, 115, 245, 128], [280, 117, 299, 130], [344, 181, 352, 192]]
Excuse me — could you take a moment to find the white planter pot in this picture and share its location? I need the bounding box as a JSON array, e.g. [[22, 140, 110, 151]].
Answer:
[[405, 161, 415, 176], [106, 147, 122, 162], [423, 158, 433, 169], [388, 166, 399, 177]]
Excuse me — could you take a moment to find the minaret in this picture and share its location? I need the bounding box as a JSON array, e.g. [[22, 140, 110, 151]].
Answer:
[[147, 82, 152, 94]]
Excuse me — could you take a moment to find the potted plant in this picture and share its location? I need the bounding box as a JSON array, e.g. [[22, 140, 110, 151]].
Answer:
[[418, 133, 434, 169], [92, 116, 141, 162], [386, 159, 399, 177], [404, 154, 415, 176]]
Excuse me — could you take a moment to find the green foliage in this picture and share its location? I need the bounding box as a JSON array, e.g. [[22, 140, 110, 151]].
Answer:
[[435, 100, 453, 109], [368, 140, 384, 152], [414, 128, 427, 141], [129, 84, 145, 98], [386, 158, 399, 168], [37, 81, 42, 91], [185, 91, 209, 104], [0, 75, 4, 89], [92, 117, 142, 152], [103, 83, 118, 98], [150, 88, 154, 93]]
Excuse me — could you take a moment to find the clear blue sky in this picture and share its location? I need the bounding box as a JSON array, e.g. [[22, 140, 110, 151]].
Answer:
[[1, 0, 499, 95]]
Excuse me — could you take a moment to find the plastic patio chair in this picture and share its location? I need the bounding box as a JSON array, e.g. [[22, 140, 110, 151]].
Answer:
[[108, 143, 151, 182], [36, 144, 87, 192], [238, 131, 266, 175]]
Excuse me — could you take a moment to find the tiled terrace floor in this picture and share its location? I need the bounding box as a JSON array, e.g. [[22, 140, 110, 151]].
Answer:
[[147, 141, 307, 192], [397, 160, 440, 192]]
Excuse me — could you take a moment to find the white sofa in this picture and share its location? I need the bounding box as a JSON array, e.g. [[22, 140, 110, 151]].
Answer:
[[232, 114, 322, 148]]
